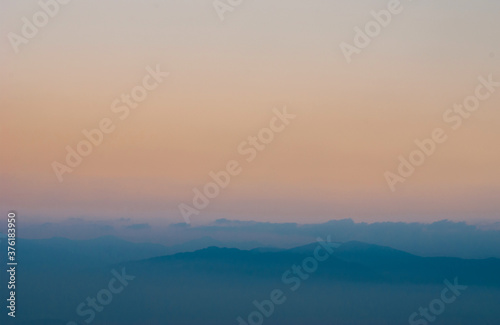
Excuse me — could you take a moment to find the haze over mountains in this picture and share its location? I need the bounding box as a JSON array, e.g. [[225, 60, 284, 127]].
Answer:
[[2, 219, 500, 324], [1, 230, 500, 325], [6, 218, 500, 259]]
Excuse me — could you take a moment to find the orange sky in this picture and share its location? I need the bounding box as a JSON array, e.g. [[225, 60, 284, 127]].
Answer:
[[1, 0, 500, 224]]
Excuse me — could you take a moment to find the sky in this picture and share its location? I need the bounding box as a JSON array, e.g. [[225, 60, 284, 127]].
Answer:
[[1, 0, 500, 226]]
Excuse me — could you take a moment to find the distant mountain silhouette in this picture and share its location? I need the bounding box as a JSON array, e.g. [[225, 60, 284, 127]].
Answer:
[[9, 218, 500, 259], [11, 235, 268, 268], [163, 236, 265, 254], [3, 238, 500, 325], [124, 241, 500, 287]]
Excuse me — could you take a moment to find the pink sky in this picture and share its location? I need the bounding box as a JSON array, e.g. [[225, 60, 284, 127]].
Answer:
[[1, 0, 500, 225]]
